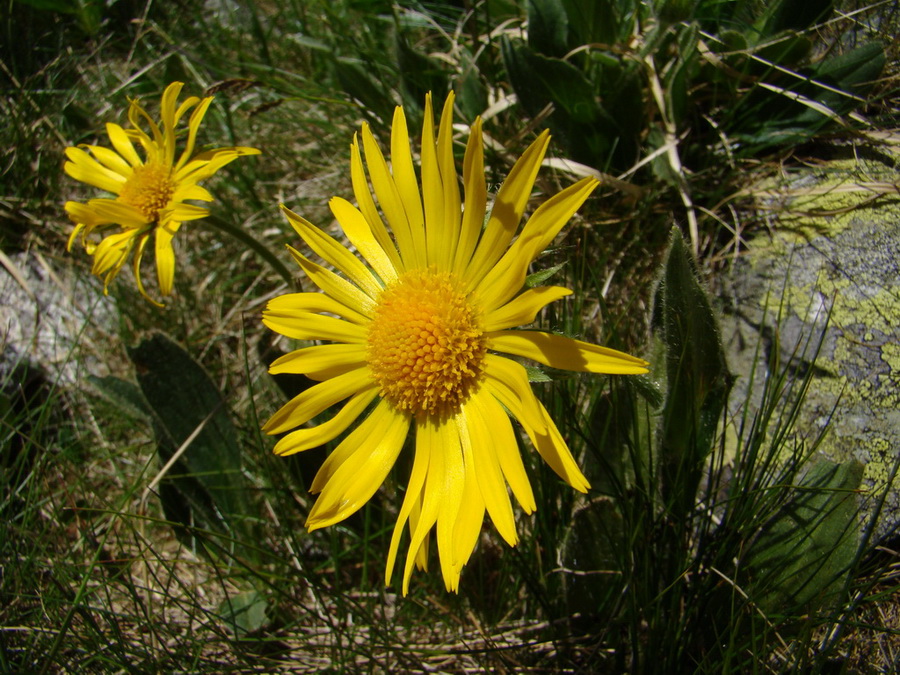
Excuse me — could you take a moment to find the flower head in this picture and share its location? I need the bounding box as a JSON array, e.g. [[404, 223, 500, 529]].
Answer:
[[63, 81, 260, 304], [263, 93, 648, 593]]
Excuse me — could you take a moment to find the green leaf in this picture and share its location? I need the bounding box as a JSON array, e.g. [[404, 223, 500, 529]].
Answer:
[[560, 499, 624, 615], [755, 34, 811, 66], [525, 50, 599, 124], [524, 365, 553, 383], [525, 261, 566, 287], [757, 0, 833, 36], [657, 0, 695, 24], [652, 228, 731, 517], [664, 24, 699, 125], [128, 333, 251, 555], [218, 590, 269, 638], [502, 39, 621, 167], [18, 0, 103, 34], [815, 41, 884, 84], [455, 51, 489, 122], [333, 57, 396, 124], [527, 0, 569, 57], [744, 458, 863, 615], [397, 34, 449, 112], [14, 0, 79, 12], [808, 41, 885, 116], [561, 0, 625, 46], [87, 375, 152, 422]]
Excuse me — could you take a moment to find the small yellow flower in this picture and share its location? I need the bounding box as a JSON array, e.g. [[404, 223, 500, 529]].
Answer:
[[263, 93, 648, 594], [63, 81, 260, 304]]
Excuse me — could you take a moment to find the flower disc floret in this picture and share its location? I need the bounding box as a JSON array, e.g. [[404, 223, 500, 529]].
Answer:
[[118, 163, 175, 221], [367, 269, 486, 416]]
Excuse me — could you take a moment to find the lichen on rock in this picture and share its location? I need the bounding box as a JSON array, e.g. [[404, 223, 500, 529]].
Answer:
[[720, 148, 900, 541]]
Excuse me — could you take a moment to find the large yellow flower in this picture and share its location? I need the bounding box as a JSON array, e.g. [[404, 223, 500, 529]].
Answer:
[[63, 81, 260, 304], [263, 93, 648, 594]]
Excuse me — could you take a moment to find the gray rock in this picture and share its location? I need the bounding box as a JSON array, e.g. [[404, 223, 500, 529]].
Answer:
[[0, 250, 113, 386], [719, 148, 900, 542]]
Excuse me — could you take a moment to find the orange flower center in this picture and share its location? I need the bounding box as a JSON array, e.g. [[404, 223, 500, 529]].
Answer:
[[367, 269, 487, 417], [118, 162, 175, 221]]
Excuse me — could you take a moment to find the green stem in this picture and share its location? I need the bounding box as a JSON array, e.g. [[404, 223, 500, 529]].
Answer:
[[205, 215, 295, 289]]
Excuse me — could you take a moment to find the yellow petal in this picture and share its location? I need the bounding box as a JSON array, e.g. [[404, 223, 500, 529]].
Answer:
[[266, 291, 369, 325], [269, 343, 367, 381], [519, 399, 590, 493], [464, 130, 550, 287], [274, 387, 378, 456], [480, 390, 537, 513], [176, 96, 213, 170], [64, 201, 101, 228], [172, 183, 214, 202], [306, 400, 410, 527], [476, 177, 598, 312], [362, 121, 426, 268], [262, 310, 366, 344], [434, 92, 462, 269], [483, 286, 573, 332], [163, 203, 209, 222], [449, 460, 484, 591], [64, 147, 127, 194], [286, 247, 376, 317], [435, 419, 465, 592], [105, 123, 142, 167], [86, 145, 132, 177], [460, 393, 519, 544], [281, 205, 382, 300], [489, 330, 650, 374], [385, 418, 432, 588], [159, 82, 185, 126], [129, 90, 164, 148], [349, 133, 404, 274], [482, 354, 546, 434], [402, 418, 445, 594], [387, 108, 425, 264], [66, 221, 86, 252], [91, 230, 137, 281], [420, 93, 448, 268], [85, 199, 150, 228], [173, 95, 201, 127], [126, 126, 156, 161], [408, 496, 429, 572], [329, 197, 398, 285], [155, 224, 176, 296], [452, 116, 486, 274], [175, 146, 260, 185], [132, 234, 164, 307], [263, 367, 372, 435]]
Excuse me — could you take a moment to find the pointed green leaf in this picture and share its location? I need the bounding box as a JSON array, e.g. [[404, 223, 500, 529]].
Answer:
[[525, 261, 566, 288], [744, 458, 863, 614], [653, 228, 731, 516], [524, 365, 553, 383], [219, 590, 269, 638], [560, 0, 624, 46], [333, 57, 395, 124], [397, 34, 449, 111], [87, 374, 151, 421], [128, 333, 250, 553], [527, 0, 569, 57]]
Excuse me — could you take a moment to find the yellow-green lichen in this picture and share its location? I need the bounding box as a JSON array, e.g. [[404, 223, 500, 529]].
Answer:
[[722, 148, 900, 538]]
